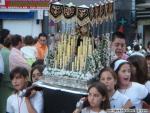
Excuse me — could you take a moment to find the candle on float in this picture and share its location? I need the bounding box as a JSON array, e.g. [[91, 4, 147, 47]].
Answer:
[[82, 60, 85, 71], [54, 59, 57, 68], [56, 53, 59, 67], [81, 42, 83, 55], [86, 38, 89, 56], [81, 41, 84, 71], [84, 44, 86, 58], [85, 37, 88, 57], [61, 34, 64, 43], [77, 46, 79, 56], [74, 56, 77, 71], [54, 50, 57, 60], [65, 39, 68, 64], [67, 43, 71, 59], [60, 50, 63, 67], [63, 38, 65, 52], [76, 57, 79, 71], [68, 35, 71, 45], [72, 37, 76, 56], [88, 44, 92, 55], [82, 37, 85, 56], [59, 58, 62, 69], [65, 55, 68, 68], [79, 55, 83, 71], [74, 36, 77, 49], [83, 42, 87, 60], [57, 44, 60, 66], [70, 38, 73, 57], [62, 53, 64, 69], [72, 37, 75, 55], [72, 62, 75, 71]]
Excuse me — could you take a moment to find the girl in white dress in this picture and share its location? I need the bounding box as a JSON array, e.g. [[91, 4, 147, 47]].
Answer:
[[98, 67, 132, 109], [111, 59, 150, 109], [73, 82, 110, 113]]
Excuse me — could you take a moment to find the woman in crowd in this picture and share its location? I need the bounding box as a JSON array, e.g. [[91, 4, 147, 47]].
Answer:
[[127, 55, 149, 84]]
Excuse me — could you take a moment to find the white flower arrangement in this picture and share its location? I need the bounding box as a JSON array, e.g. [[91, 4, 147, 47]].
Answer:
[[43, 67, 93, 80]]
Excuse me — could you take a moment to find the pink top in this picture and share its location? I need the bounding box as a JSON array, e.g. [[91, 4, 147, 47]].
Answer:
[[121, 53, 129, 60], [9, 48, 31, 71]]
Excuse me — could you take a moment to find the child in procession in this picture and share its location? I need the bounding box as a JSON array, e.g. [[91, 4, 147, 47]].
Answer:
[[111, 59, 150, 109], [6, 67, 43, 113], [98, 67, 132, 109], [73, 82, 110, 113]]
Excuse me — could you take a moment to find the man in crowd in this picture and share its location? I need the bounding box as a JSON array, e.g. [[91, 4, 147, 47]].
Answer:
[[131, 44, 145, 57], [35, 33, 48, 60]]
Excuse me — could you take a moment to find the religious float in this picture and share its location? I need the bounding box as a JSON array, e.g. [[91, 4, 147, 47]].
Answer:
[[36, 0, 115, 95]]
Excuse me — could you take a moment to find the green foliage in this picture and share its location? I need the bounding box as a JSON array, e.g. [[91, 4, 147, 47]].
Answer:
[[85, 36, 110, 74], [46, 49, 55, 68]]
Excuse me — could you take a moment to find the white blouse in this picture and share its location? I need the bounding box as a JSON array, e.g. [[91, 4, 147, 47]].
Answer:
[[119, 82, 148, 108], [7, 91, 43, 113], [110, 90, 130, 108]]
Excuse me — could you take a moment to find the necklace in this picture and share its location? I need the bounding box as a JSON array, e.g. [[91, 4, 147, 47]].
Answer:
[[17, 95, 23, 113]]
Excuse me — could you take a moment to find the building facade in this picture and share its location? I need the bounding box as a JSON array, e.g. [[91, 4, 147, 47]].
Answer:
[[0, 0, 50, 37], [136, 0, 150, 47]]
